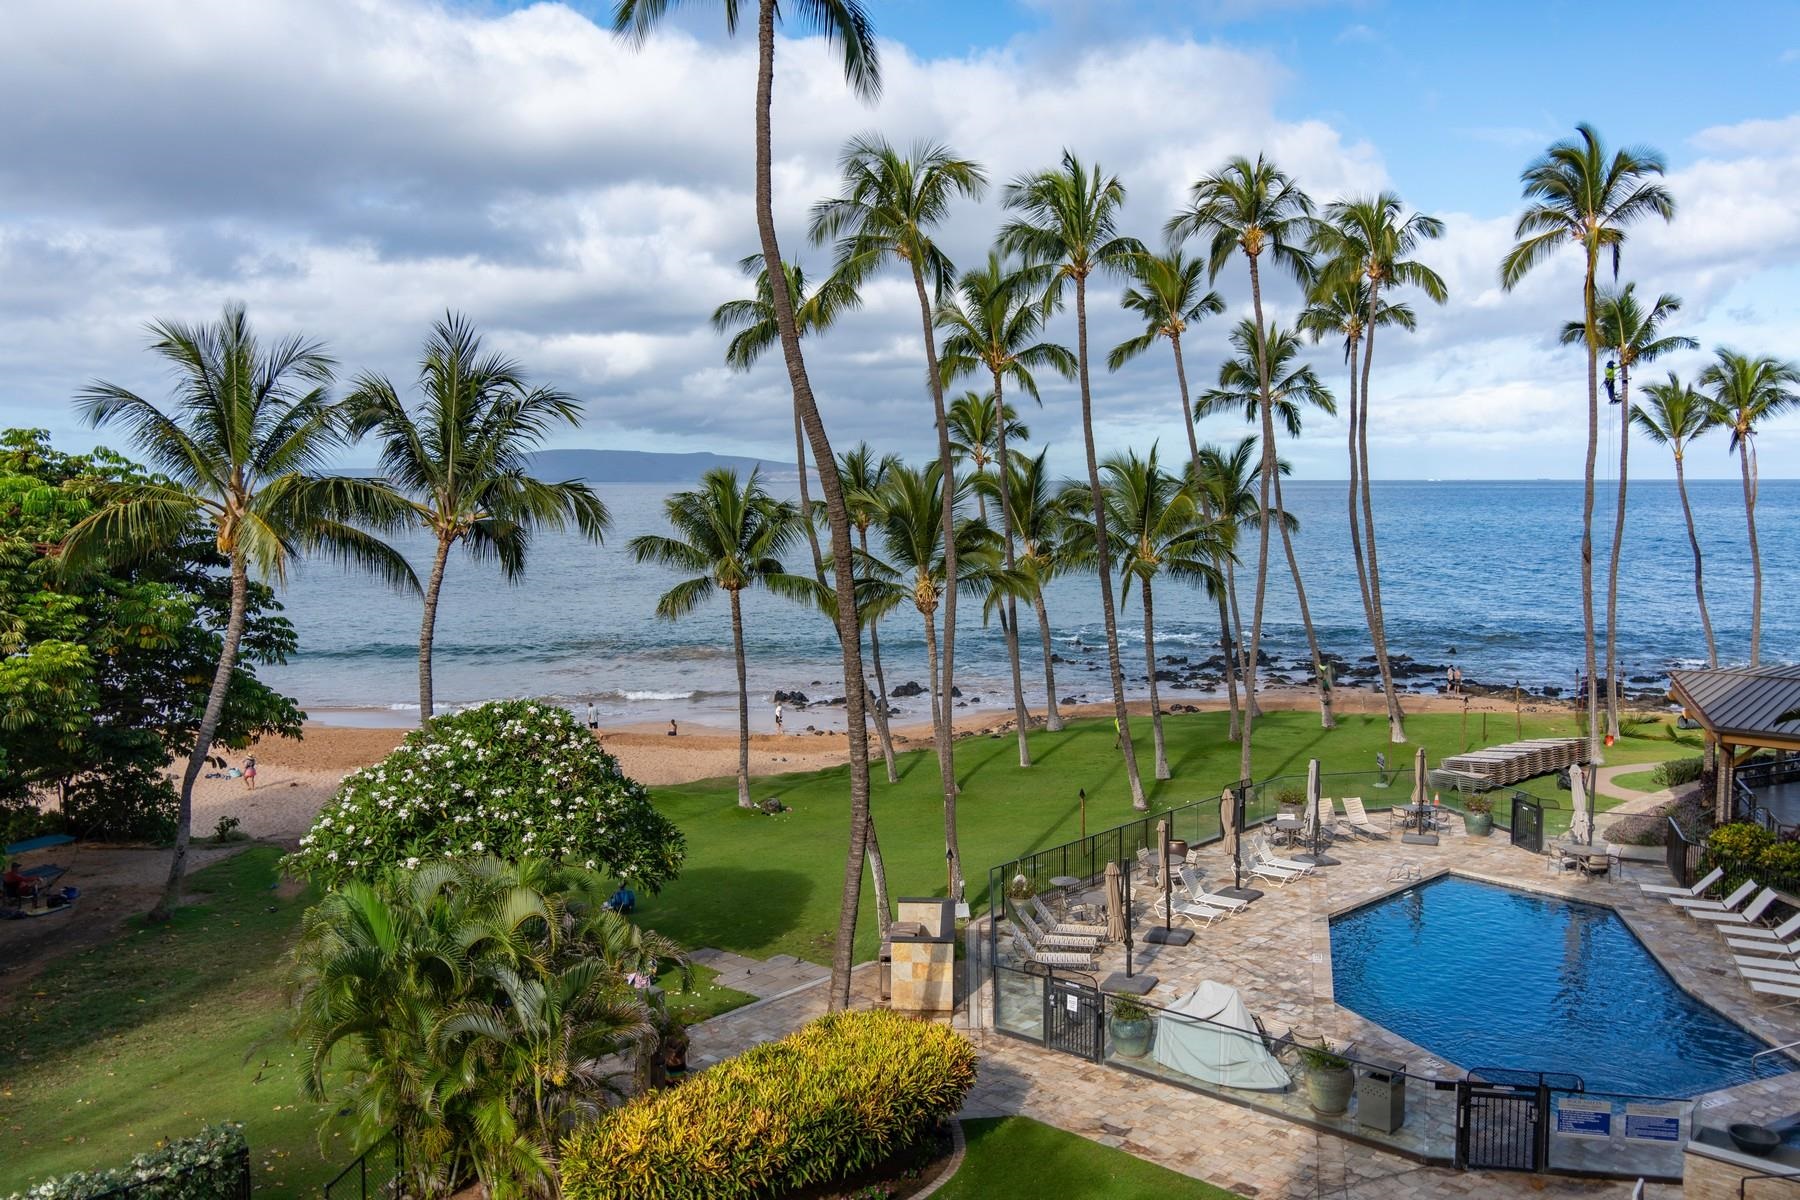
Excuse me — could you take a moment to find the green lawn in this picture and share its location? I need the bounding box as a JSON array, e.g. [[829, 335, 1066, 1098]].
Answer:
[[934, 1117, 1241, 1199], [1608, 767, 1667, 795], [658, 963, 756, 1025]]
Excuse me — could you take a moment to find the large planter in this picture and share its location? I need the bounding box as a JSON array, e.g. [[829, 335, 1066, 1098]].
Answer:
[[1305, 1064, 1355, 1115], [1463, 811, 1493, 837], [1109, 1015, 1154, 1058]]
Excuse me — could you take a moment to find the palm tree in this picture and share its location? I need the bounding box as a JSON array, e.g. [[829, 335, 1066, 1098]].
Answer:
[[1558, 285, 1694, 735], [1000, 153, 1150, 809], [1167, 154, 1316, 777], [1309, 193, 1447, 743], [1194, 436, 1269, 699], [1632, 373, 1719, 667], [946, 391, 1028, 525], [1003, 450, 1074, 732], [1500, 123, 1674, 758], [711, 254, 863, 579], [1067, 448, 1222, 779], [811, 134, 985, 896], [1698, 350, 1800, 666], [629, 468, 811, 808], [840, 442, 902, 781], [1106, 249, 1239, 740], [345, 315, 610, 725], [66, 303, 417, 921], [938, 252, 1075, 766], [612, 0, 880, 1012]]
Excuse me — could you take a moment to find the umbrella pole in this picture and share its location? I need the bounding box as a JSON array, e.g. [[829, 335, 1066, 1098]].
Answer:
[[1216, 780, 1264, 904], [1103, 857, 1158, 995], [1146, 818, 1192, 946]]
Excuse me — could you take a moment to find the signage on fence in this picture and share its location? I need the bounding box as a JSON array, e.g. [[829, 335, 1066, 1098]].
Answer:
[[1624, 1103, 1683, 1143], [1553, 1098, 1612, 1139]]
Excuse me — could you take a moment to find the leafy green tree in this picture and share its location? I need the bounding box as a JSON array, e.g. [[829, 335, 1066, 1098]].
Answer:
[[1559, 286, 1694, 734], [345, 315, 609, 725], [1001, 153, 1149, 808], [1167, 154, 1317, 773], [1501, 123, 1674, 756], [1698, 350, 1800, 665], [1106, 249, 1239, 739], [1632, 374, 1719, 667], [811, 133, 985, 895], [630, 468, 812, 807], [612, 0, 882, 1013], [1309, 193, 1446, 743], [63, 305, 417, 920]]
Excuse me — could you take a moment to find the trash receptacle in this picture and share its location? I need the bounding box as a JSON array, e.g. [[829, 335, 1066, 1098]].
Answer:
[[1357, 1057, 1406, 1133]]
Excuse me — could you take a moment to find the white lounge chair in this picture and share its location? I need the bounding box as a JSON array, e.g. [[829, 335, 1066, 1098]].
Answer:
[[1671, 879, 1757, 912], [1247, 851, 1305, 886], [1738, 962, 1800, 985], [1693, 888, 1780, 926], [1253, 837, 1317, 876], [1734, 952, 1800, 972], [1748, 977, 1800, 1006], [1029, 895, 1109, 941], [1640, 865, 1723, 898], [1160, 894, 1231, 927], [1179, 865, 1250, 914], [1338, 796, 1386, 839], [1726, 911, 1800, 944], [1015, 905, 1099, 953], [1310, 795, 1342, 841], [1010, 931, 1094, 970]]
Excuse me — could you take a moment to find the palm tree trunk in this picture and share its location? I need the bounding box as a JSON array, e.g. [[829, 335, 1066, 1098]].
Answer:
[[1273, 473, 1335, 728], [1357, 295, 1405, 743], [1741, 435, 1762, 666], [1577, 253, 1602, 760], [1674, 449, 1719, 667], [794, 406, 824, 581], [1074, 274, 1146, 809], [729, 589, 752, 807], [991, 373, 1032, 766], [1141, 579, 1170, 779], [752, 0, 871, 1011], [864, 808, 891, 939], [910, 268, 963, 898], [1227, 554, 1258, 719], [156, 551, 248, 921], [856, 529, 899, 782], [417, 534, 451, 726], [922, 600, 959, 894], [1241, 257, 1276, 783], [1033, 589, 1064, 731], [1172, 332, 1240, 742], [1604, 360, 1630, 739]]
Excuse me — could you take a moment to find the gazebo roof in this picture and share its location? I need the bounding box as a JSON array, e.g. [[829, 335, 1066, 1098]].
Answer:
[[1669, 665, 1800, 750]]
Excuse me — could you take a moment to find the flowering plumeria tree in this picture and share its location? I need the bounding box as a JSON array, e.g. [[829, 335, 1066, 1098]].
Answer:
[[285, 699, 684, 891]]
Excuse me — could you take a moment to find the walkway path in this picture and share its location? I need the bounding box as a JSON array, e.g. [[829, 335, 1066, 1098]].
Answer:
[[687, 947, 828, 1002]]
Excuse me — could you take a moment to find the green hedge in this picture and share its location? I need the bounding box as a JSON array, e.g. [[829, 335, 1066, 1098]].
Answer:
[[1705, 822, 1800, 897], [561, 1010, 978, 1200], [1652, 756, 1705, 788], [7, 1125, 246, 1200]]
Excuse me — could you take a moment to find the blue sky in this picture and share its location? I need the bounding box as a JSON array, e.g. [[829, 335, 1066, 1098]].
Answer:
[[1, 0, 1797, 480]]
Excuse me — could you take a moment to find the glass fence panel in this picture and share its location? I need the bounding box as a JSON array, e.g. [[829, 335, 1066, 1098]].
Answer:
[[1545, 1092, 1691, 1181], [993, 965, 1046, 1042]]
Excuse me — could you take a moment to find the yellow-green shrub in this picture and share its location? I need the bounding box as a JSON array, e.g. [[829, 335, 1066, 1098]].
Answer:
[[561, 1009, 977, 1200]]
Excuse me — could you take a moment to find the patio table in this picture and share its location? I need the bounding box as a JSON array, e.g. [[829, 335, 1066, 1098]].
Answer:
[[1274, 815, 1303, 847]]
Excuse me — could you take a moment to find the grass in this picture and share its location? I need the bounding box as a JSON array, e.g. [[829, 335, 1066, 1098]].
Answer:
[[934, 1117, 1241, 1199], [658, 963, 756, 1025], [1608, 767, 1667, 795]]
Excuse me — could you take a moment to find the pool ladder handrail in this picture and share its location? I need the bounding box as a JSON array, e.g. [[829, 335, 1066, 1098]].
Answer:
[[1750, 1037, 1800, 1075]]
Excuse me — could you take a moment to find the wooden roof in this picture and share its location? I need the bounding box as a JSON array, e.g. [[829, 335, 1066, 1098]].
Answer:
[[1669, 665, 1800, 749]]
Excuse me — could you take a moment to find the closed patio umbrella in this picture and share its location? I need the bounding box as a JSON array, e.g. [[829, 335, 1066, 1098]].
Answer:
[[1570, 761, 1593, 844], [1219, 787, 1237, 861], [1296, 756, 1337, 866], [1105, 860, 1126, 944], [1413, 746, 1427, 809]]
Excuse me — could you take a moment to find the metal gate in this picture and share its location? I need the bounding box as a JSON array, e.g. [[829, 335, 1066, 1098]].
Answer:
[[1456, 1079, 1548, 1171], [1043, 976, 1103, 1061], [1510, 795, 1543, 855]]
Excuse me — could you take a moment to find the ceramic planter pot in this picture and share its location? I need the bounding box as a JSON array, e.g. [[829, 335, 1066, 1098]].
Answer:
[[1463, 811, 1493, 837], [1305, 1063, 1355, 1114], [1109, 1015, 1154, 1058]]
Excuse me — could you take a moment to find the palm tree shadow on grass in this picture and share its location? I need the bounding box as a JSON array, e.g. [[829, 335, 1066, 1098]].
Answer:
[[642, 867, 815, 958]]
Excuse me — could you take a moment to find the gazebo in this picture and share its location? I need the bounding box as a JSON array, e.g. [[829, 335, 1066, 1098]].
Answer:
[[1668, 665, 1800, 826]]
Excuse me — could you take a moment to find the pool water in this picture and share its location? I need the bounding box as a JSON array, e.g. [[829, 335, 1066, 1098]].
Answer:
[[1330, 875, 1786, 1097]]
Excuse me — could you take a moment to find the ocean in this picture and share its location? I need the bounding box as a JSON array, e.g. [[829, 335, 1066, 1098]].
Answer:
[[260, 477, 1800, 731]]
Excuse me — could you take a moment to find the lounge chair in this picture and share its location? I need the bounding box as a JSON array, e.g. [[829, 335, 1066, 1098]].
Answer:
[[1692, 888, 1780, 926], [1015, 904, 1100, 953], [1159, 893, 1232, 927], [1248, 847, 1307, 886], [1734, 952, 1800, 972], [1178, 865, 1249, 914], [1726, 910, 1800, 944], [1337, 796, 1386, 839], [1252, 836, 1317, 876], [1310, 795, 1342, 842], [1640, 865, 1724, 898], [1747, 977, 1800, 1006], [1671, 879, 1758, 912], [1029, 895, 1109, 941], [1010, 931, 1095, 970]]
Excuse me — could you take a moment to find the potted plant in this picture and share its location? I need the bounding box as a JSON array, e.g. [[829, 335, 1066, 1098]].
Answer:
[[1462, 793, 1493, 837], [1108, 996, 1154, 1058], [1006, 874, 1036, 902], [1299, 1039, 1355, 1114]]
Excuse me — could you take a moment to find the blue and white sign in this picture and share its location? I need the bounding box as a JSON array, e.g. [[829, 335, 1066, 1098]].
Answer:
[[1624, 1103, 1684, 1143], [1554, 1098, 1613, 1139]]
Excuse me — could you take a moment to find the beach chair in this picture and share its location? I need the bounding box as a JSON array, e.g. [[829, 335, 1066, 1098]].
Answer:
[[1727, 911, 1800, 947], [1248, 846, 1307, 886], [1010, 931, 1095, 971], [1733, 951, 1800, 972], [1310, 795, 1342, 842], [1029, 895, 1109, 941], [1748, 977, 1800, 1007], [1252, 835, 1317, 876], [1640, 865, 1723, 898], [1692, 888, 1780, 926], [1179, 865, 1250, 915], [1015, 904, 1100, 953], [1337, 797, 1386, 839], [1671, 879, 1757, 912], [1159, 893, 1231, 928]]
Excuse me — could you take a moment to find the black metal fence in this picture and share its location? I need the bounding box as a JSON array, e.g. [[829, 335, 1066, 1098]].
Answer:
[[1667, 816, 1700, 889], [324, 1133, 403, 1200]]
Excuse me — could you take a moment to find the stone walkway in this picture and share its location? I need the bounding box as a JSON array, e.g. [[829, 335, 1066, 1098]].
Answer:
[[688, 946, 829, 1000]]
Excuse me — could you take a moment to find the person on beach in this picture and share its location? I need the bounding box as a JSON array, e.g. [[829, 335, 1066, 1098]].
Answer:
[[586, 702, 598, 730], [667, 719, 678, 737], [774, 701, 784, 734], [1446, 665, 1456, 695], [243, 755, 257, 789]]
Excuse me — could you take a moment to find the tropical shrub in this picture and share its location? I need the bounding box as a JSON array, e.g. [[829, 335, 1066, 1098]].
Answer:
[[7, 1124, 246, 1200], [1705, 822, 1800, 896], [561, 1009, 979, 1200], [1608, 789, 1712, 846], [285, 700, 683, 891], [292, 856, 686, 1200], [1652, 756, 1705, 788]]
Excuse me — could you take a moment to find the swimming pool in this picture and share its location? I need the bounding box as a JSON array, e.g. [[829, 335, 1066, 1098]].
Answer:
[[1329, 875, 1786, 1097]]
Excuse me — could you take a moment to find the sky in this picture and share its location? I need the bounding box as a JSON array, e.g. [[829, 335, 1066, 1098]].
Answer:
[[2, 0, 1798, 480]]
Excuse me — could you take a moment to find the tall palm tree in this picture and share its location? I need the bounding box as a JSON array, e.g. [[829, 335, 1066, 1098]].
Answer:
[[345, 315, 610, 725], [1309, 193, 1446, 743], [1699, 350, 1800, 666], [811, 133, 985, 898], [1066, 448, 1222, 779], [711, 254, 863, 579], [938, 252, 1074, 765], [66, 304, 417, 921], [1003, 449, 1074, 732], [1001, 152, 1150, 809], [1558, 285, 1694, 735], [1500, 123, 1674, 758], [946, 391, 1029, 524], [1194, 436, 1273, 697], [1632, 373, 1719, 667], [1200, 319, 1337, 730], [612, 0, 880, 1011], [1167, 154, 1316, 776], [629, 468, 811, 808], [1107, 249, 1239, 740], [840, 442, 902, 781]]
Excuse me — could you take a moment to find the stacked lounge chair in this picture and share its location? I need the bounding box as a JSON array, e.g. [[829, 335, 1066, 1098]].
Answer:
[[1029, 895, 1109, 942]]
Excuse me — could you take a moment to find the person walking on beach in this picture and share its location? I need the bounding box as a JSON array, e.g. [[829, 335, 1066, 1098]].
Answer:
[[1446, 665, 1456, 696], [243, 755, 257, 790], [774, 701, 784, 734], [586, 702, 598, 730]]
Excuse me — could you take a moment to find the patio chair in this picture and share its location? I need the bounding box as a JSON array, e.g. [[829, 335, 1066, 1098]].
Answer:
[[1576, 852, 1612, 880], [1670, 878, 1757, 912], [1727, 911, 1800, 947], [1178, 865, 1249, 914], [1639, 865, 1723, 898], [1135, 846, 1164, 890], [1029, 895, 1109, 941], [1692, 887, 1780, 926], [1015, 904, 1100, 953], [1252, 835, 1317, 876], [1337, 796, 1386, 839], [1010, 931, 1095, 971]]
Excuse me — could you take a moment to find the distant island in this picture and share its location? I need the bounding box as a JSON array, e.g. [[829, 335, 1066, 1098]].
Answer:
[[525, 448, 791, 483]]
